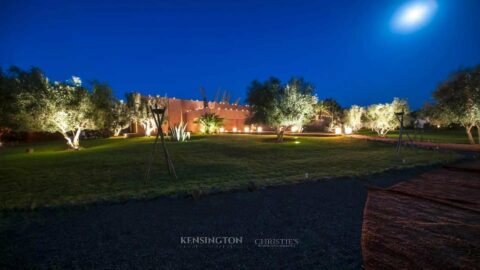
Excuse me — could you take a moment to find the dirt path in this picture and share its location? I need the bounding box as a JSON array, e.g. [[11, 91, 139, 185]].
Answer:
[[0, 165, 442, 270]]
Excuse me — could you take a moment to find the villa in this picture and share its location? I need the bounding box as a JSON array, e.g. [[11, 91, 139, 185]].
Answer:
[[129, 97, 251, 134]]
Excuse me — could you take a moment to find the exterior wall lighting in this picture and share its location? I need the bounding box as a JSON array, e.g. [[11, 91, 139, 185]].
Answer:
[[244, 127, 250, 133], [232, 127, 237, 133], [219, 127, 225, 133], [257, 127, 263, 133]]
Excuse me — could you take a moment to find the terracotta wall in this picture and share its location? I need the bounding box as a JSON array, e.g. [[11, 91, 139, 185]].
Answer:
[[161, 98, 250, 133]]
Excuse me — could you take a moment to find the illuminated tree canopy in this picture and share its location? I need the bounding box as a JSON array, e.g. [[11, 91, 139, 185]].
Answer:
[[428, 66, 480, 144], [365, 98, 409, 137], [247, 77, 317, 142], [0, 66, 121, 149], [126, 93, 167, 136], [316, 98, 344, 131], [344, 105, 365, 132], [17, 76, 97, 149]]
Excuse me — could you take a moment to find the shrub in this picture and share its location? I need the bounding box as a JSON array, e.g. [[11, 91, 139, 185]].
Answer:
[[195, 113, 223, 134], [170, 122, 190, 142]]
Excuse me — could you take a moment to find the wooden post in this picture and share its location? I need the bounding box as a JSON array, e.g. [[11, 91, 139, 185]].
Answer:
[[144, 104, 177, 184]]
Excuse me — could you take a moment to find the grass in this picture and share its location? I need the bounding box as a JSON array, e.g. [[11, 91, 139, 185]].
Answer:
[[0, 134, 460, 210], [356, 128, 479, 144]]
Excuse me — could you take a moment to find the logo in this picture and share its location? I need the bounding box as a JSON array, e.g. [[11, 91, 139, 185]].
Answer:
[[180, 236, 243, 248], [254, 238, 299, 248]]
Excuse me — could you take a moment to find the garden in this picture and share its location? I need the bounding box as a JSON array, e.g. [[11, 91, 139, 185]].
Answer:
[[0, 134, 459, 210], [0, 66, 479, 211]]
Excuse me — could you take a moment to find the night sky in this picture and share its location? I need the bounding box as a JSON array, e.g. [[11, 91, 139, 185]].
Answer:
[[1, 0, 479, 109]]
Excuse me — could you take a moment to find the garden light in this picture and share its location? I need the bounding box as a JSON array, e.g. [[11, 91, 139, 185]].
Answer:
[[219, 127, 225, 133], [344, 127, 353, 135], [290, 126, 300, 132], [257, 127, 263, 133], [335, 127, 342, 135], [244, 127, 250, 133], [232, 127, 237, 133]]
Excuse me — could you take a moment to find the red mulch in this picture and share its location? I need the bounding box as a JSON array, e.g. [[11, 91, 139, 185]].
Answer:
[[361, 161, 480, 270]]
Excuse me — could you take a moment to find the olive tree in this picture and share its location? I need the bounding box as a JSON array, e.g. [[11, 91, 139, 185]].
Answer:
[[127, 93, 166, 136], [316, 98, 343, 131], [247, 77, 317, 142], [15, 74, 97, 149], [344, 105, 365, 132], [365, 98, 409, 137], [0, 68, 18, 145], [111, 100, 133, 136], [430, 67, 480, 144], [91, 81, 117, 136]]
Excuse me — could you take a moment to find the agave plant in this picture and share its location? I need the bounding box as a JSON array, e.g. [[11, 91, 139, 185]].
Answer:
[[195, 113, 223, 134], [170, 122, 190, 142]]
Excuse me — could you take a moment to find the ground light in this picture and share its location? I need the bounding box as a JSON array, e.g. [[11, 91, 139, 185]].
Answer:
[[335, 127, 342, 135], [257, 127, 263, 132], [345, 127, 353, 135], [219, 127, 225, 133]]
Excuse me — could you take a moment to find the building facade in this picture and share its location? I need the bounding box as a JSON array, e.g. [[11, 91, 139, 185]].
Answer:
[[131, 97, 251, 134]]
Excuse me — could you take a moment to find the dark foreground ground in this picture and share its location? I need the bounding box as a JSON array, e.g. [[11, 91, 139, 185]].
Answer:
[[0, 165, 450, 270], [362, 160, 480, 269]]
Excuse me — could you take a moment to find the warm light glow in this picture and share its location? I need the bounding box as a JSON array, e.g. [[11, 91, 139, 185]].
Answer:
[[294, 141, 300, 144], [335, 127, 342, 135], [392, 0, 437, 33], [244, 127, 250, 133], [219, 127, 225, 133], [232, 127, 237, 133], [290, 125, 301, 132], [257, 127, 263, 133], [437, 124, 440, 128], [344, 127, 353, 135]]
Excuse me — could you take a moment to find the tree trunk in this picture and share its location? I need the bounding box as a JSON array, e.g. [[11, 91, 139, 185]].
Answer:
[[466, 125, 475, 144], [477, 125, 480, 144], [276, 127, 284, 143], [72, 128, 82, 149], [114, 127, 122, 137]]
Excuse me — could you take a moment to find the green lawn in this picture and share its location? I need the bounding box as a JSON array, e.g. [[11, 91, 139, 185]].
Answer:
[[356, 128, 478, 144], [0, 135, 460, 210]]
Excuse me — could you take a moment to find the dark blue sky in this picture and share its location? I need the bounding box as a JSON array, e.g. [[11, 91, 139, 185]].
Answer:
[[1, 0, 479, 108]]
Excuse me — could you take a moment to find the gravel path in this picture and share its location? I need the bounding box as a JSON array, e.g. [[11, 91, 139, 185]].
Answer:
[[0, 165, 441, 270]]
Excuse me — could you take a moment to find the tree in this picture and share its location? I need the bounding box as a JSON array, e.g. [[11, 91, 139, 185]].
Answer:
[[127, 93, 166, 136], [247, 77, 317, 142], [195, 113, 223, 134], [91, 81, 116, 136], [0, 68, 17, 145], [111, 100, 133, 136], [344, 105, 365, 132], [430, 67, 480, 144], [365, 98, 409, 137], [316, 98, 344, 131], [14, 72, 97, 149], [0, 67, 48, 145]]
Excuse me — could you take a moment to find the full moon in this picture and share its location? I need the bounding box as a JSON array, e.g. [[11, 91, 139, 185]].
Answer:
[[392, 0, 437, 33]]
